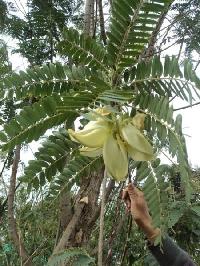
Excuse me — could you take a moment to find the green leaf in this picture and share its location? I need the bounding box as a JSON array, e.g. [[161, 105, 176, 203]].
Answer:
[[191, 206, 200, 216], [107, 0, 167, 69], [59, 28, 108, 71]]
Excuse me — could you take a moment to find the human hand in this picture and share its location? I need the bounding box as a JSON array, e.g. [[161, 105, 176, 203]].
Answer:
[[122, 183, 160, 242]]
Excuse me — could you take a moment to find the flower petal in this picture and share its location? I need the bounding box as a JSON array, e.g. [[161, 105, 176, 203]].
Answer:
[[79, 147, 102, 157], [95, 106, 111, 116], [121, 123, 153, 155], [68, 119, 111, 148], [127, 145, 155, 161], [103, 135, 128, 181]]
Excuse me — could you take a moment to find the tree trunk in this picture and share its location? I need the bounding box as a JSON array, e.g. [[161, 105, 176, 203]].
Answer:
[[51, 0, 115, 260], [97, 0, 107, 44], [54, 190, 73, 248], [84, 0, 95, 36], [7, 145, 33, 266], [51, 171, 114, 256], [53, 169, 102, 252]]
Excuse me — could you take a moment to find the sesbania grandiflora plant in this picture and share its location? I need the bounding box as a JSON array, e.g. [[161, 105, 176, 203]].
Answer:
[[1, 0, 200, 234], [68, 107, 154, 181]]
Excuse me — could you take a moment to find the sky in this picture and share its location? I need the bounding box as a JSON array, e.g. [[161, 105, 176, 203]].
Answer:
[[1, 0, 200, 169]]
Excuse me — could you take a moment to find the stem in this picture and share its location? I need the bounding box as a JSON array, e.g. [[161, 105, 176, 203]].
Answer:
[[194, 60, 200, 71], [173, 101, 200, 111], [120, 215, 132, 266], [177, 39, 184, 61], [143, 5, 170, 61], [98, 171, 107, 266]]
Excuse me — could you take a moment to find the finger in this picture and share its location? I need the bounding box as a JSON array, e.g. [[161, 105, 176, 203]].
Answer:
[[128, 183, 142, 198], [125, 205, 131, 213], [124, 198, 131, 211], [122, 188, 129, 200], [127, 183, 136, 198]]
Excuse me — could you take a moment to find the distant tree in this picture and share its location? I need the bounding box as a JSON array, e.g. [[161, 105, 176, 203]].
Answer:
[[1, 0, 83, 65], [173, 0, 200, 59]]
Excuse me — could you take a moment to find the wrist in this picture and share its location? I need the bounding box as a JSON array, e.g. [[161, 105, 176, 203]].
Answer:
[[136, 219, 160, 243], [145, 226, 160, 244]]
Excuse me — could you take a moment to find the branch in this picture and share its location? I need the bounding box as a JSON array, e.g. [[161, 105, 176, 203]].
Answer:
[[194, 60, 200, 71], [0, 182, 21, 219], [173, 101, 200, 111], [119, 215, 132, 266], [0, 155, 8, 178], [7, 145, 33, 266], [143, 6, 170, 61], [0, 155, 9, 197], [177, 38, 184, 61], [88, 179, 115, 227], [98, 171, 107, 266], [97, 0, 107, 45], [52, 203, 85, 254]]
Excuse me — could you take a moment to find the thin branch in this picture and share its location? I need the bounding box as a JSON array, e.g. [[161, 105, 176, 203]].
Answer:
[[98, 171, 107, 266], [119, 215, 132, 266], [169, 95, 177, 103], [24, 239, 49, 265], [0, 181, 21, 219], [194, 60, 200, 71], [0, 155, 9, 196], [143, 5, 170, 61], [0, 155, 8, 178], [88, 179, 115, 227], [7, 145, 33, 266], [161, 150, 176, 165], [158, 8, 194, 35], [173, 101, 200, 111], [177, 39, 184, 61], [143, 38, 181, 59], [13, 0, 27, 17]]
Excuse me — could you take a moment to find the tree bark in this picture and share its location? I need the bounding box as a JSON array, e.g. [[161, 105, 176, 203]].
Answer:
[[98, 174, 107, 266], [84, 0, 95, 36], [97, 0, 107, 44], [54, 191, 73, 248], [50, 1, 114, 261], [7, 145, 33, 266], [141, 6, 170, 61], [50, 168, 114, 261]]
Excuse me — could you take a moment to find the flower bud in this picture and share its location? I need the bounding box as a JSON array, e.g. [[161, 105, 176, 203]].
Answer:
[[132, 112, 146, 130]]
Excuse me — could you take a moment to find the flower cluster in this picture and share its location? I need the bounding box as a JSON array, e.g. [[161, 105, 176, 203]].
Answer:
[[68, 108, 154, 181]]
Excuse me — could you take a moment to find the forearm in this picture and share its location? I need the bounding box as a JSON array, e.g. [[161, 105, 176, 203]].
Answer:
[[148, 235, 196, 266]]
